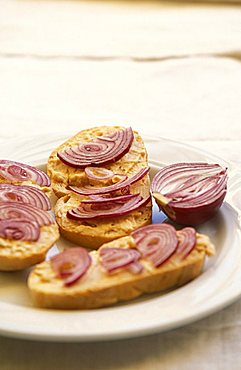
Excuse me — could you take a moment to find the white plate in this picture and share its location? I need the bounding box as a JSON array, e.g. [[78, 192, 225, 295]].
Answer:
[[0, 133, 241, 342]]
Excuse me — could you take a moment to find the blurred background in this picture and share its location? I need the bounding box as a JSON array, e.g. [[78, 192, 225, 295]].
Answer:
[[0, 1, 240, 150]]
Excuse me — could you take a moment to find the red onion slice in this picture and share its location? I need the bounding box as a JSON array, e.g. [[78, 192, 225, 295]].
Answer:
[[0, 202, 54, 226], [100, 247, 142, 272], [176, 227, 196, 258], [85, 167, 114, 182], [0, 184, 51, 210], [127, 260, 144, 274], [57, 127, 134, 168], [152, 162, 227, 225], [67, 195, 151, 220], [80, 193, 140, 204], [51, 247, 91, 286], [69, 167, 149, 196], [0, 160, 50, 186], [0, 219, 40, 241], [131, 224, 178, 267]]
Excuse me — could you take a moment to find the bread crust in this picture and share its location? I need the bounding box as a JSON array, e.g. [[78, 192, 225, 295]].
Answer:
[[0, 224, 59, 271], [28, 233, 215, 309]]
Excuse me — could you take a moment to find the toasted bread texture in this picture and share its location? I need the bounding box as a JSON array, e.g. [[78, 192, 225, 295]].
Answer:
[[28, 233, 215, 309], [0, 224, 59, 271], [47, 126, 148, 198]]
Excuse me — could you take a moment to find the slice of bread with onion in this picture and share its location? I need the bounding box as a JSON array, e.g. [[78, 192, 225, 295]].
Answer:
[[0, 202, 60, 271], [0, 159, 52, 196], [55, 179, 151, 249], [48, 126, 152, 248], [0, 180, 59, 270], [0, 223, 59, 271], [28, 224, 215, 309], [47, 126, 149, 198]]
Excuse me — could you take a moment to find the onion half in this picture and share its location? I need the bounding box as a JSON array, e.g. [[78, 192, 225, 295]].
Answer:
[[57, 127, 134, 168], [67, 194, 151, 220], [0, 184, 51, 210], [131, 224, 178, 267], [0, 160, 50, 186], [69, 167, 149, 196], [51, 247, 91, 286], [151, 162, 227, 225]]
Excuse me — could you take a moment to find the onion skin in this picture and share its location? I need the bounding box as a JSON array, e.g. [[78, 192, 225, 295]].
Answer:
[[152, 162, 228, 226], [0, 184, 51, 210], [57, 127, 134, 168], [165, 195, 226, 225], [51, 247, 91, 286], [0, 160, 50, 186]]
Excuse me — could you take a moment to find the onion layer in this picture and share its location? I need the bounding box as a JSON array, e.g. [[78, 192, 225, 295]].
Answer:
[[152, 162, 227, 225], [0, 160, 50, 186], [57, 127, 134, 168], [0, 219, 40, 241], [67, 194, 151, 220], [100, 247, 142, 272], [0, 184, 51, 210], [131, 224, 178, 267], [51, 247, 91, 286], [0, 202, 54, 226], [80, 193, 140, 204], [176, 227, 196, 258], [69, 167, 149, 196], [85, 167, 114, 183]]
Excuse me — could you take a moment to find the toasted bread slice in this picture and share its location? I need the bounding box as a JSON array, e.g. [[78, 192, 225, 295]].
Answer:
[[28, 233, 215, 309], [48, 126, 152, 248], [0, 171, 58, 271], [54, 177, 152, 249], [47, 126, 148, 198], [0, 224, 59, 271]]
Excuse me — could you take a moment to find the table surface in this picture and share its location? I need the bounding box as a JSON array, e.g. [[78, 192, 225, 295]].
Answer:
[[0, 1, 241, 369]]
